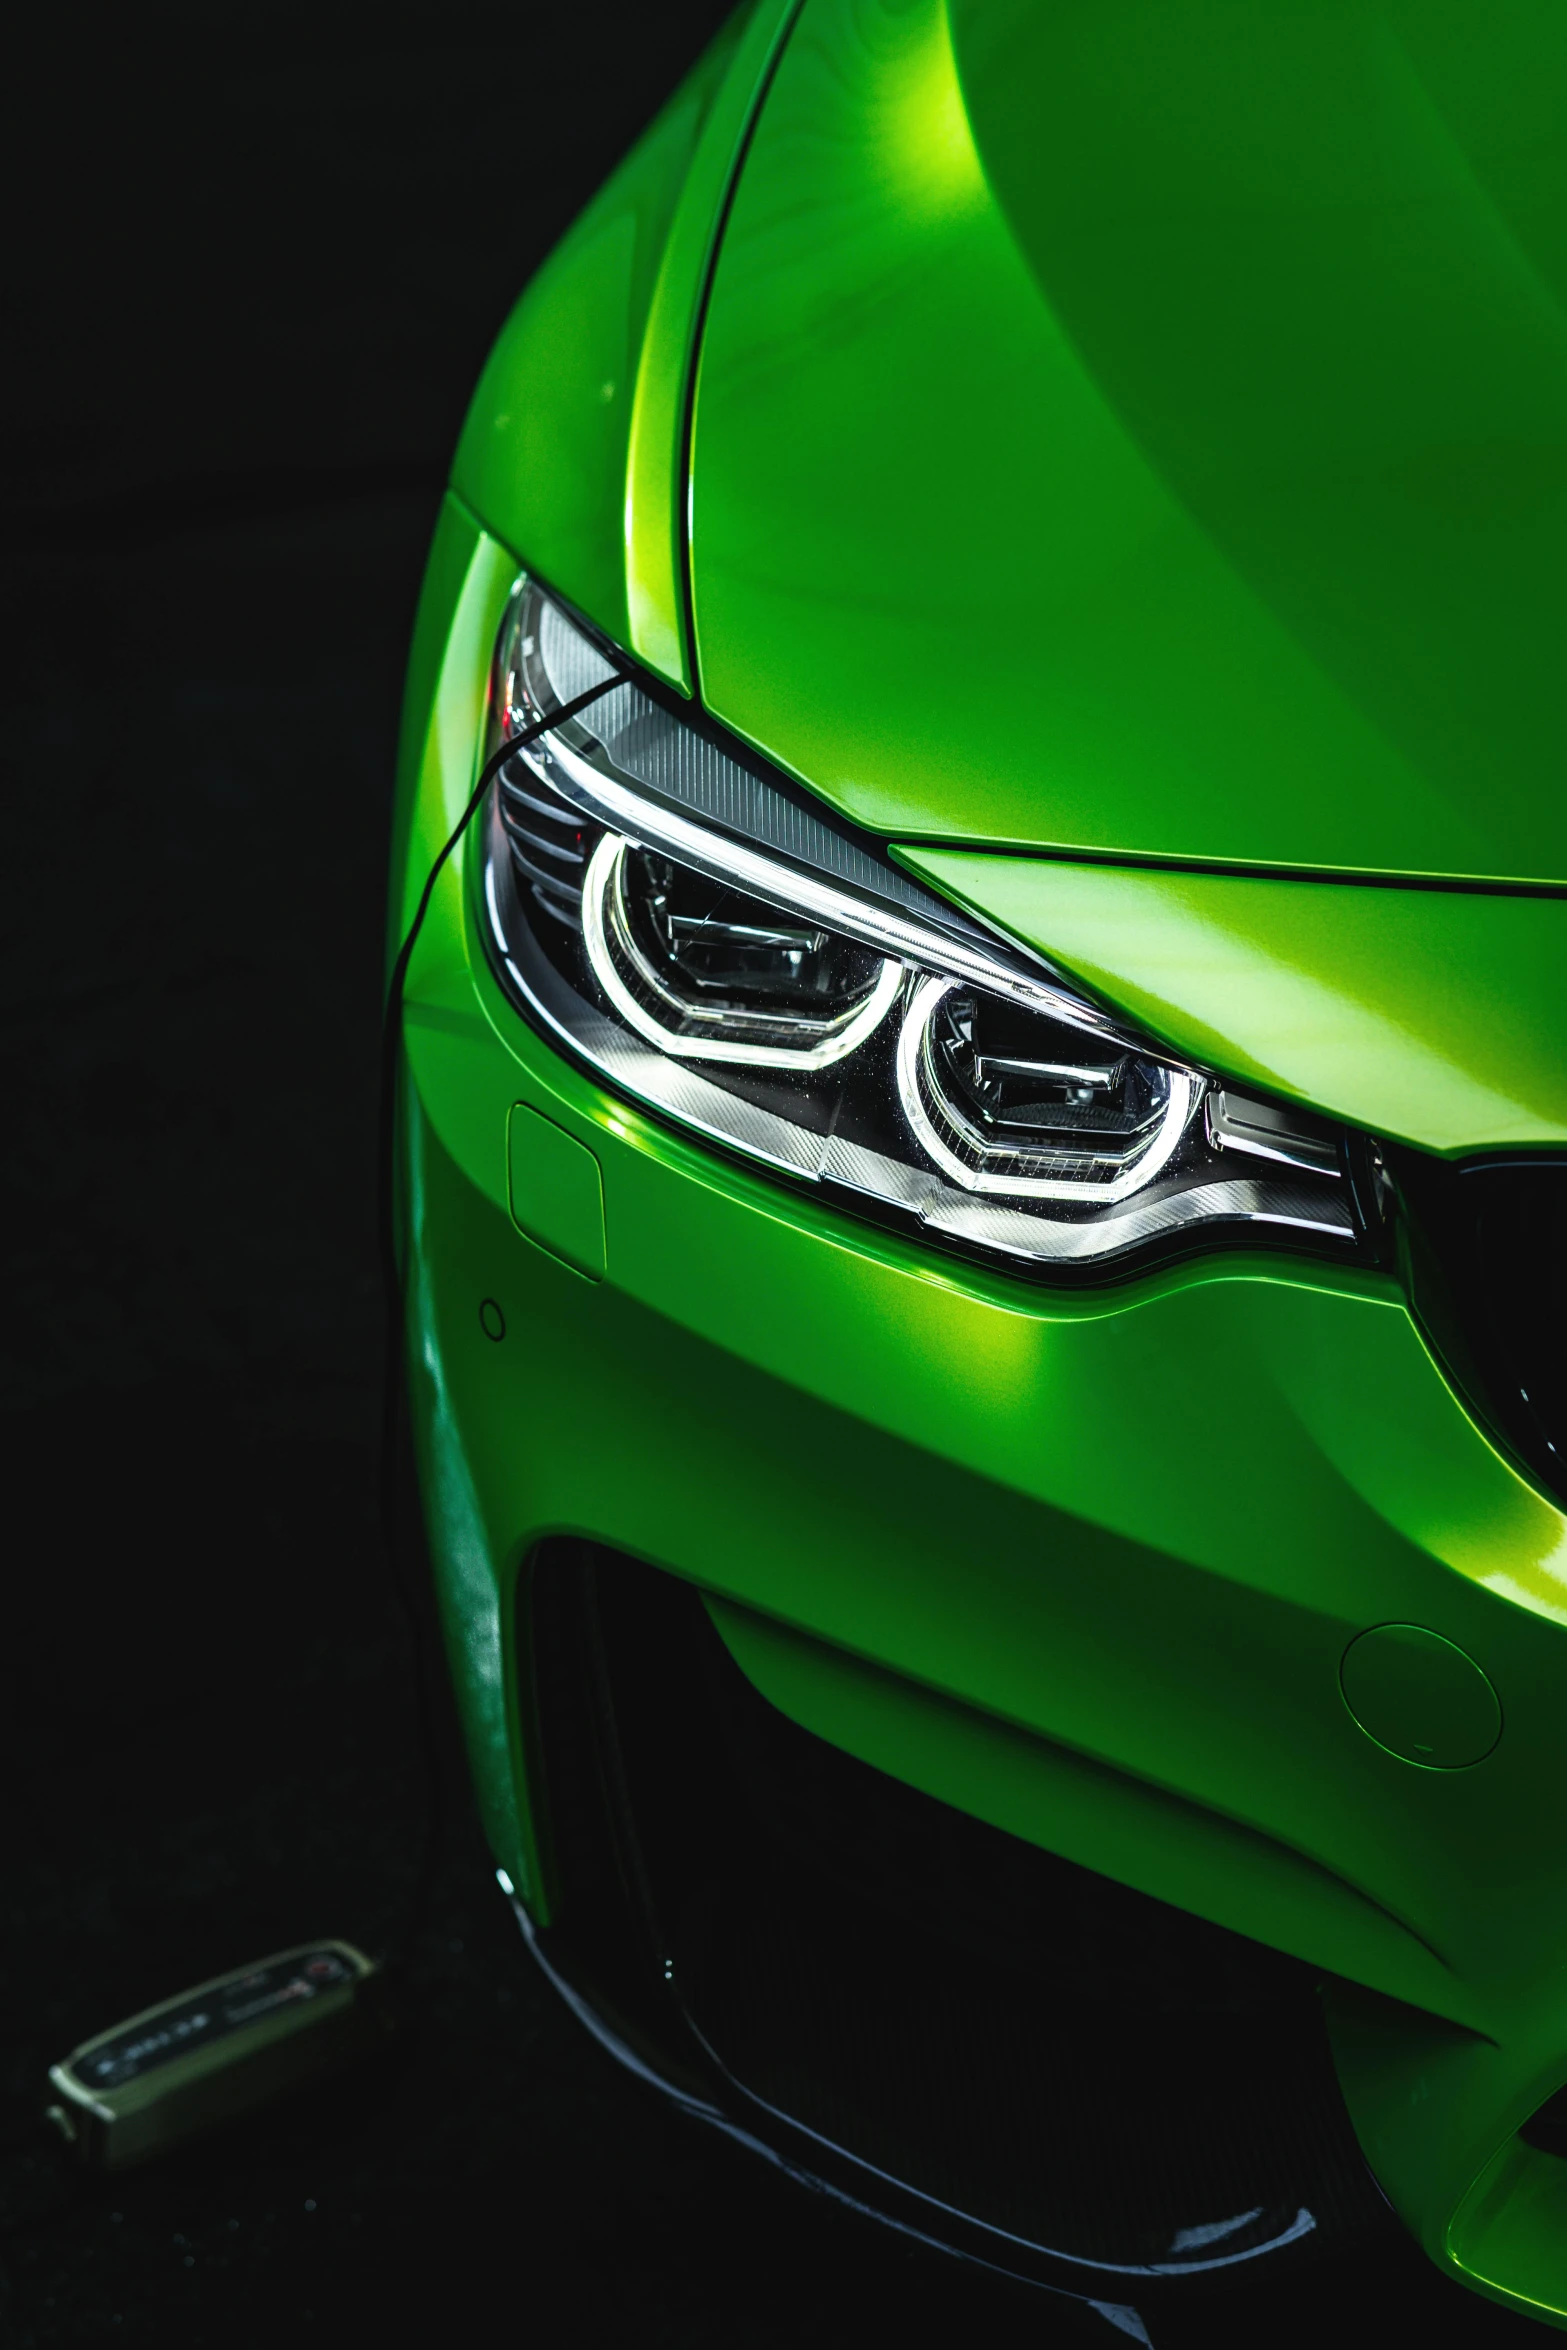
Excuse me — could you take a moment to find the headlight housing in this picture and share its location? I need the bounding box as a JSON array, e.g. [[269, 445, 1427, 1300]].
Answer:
[[478, 578, 1375, 1277]]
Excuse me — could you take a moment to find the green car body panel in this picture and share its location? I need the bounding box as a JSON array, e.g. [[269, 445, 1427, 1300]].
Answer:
[[391, 1, 1567, 2325], [693, 0, 1567, 888]]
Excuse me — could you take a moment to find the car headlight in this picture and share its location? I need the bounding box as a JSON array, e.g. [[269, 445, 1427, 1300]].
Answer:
[[478, 577, 1374, 1276]]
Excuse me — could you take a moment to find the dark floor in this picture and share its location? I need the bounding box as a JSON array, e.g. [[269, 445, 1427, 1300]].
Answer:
[[0, 7, 1550, 2344]]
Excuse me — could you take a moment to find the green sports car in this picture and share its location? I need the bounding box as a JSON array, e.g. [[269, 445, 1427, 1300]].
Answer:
[[388, 0, 1567, 2328]]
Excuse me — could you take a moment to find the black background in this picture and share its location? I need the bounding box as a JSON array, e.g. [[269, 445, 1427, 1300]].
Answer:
[[0, 7, 1542, 2343]]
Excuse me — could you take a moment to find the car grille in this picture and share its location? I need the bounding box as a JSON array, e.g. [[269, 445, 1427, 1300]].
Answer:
[[1392, 1149, 1567, 1510]]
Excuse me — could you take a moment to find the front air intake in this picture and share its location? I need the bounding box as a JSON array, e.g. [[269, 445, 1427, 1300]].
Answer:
[[524, 1542, 1388, 2288]]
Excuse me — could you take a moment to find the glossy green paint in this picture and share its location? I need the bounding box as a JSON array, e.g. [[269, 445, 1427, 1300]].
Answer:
[[689, 0, 1567, 885], [1338, 1623, 1501, 1770], [507, 1105, 606, 1281], [395, 506, 1567, 2321], [390, 494, 516, 967], [450, 1, 792, 689], [1323, 1987, 1567, 2324], [623, 0, 801, 686], [1454, 2132, 1567, 2325], [897, 846, 1567, 1157]]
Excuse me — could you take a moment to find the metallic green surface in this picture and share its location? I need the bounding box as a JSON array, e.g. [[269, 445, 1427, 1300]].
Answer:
[[1339, 1624, 1502, 1771], [394, 510, 1567, 2319], [450, 2, 789, 687], [690, 0, 1567, 884], [623, 0, 800, 686], [388, 493, 493, 969], [1453, 2132, 1567, 2325], [1324, 1988, 1567, 2322], [507, 1105, 606, 1281], [895, 846, 1567, 1157]]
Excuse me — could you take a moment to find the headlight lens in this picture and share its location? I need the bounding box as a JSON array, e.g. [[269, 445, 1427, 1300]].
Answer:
[[898, 976, 1197, 1204], [479, 578, 1371, 1275], [583, 834, 904, 1070]]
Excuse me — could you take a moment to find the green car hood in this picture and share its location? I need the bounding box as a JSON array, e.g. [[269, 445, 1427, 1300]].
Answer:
[[690, 0, 1567, 885]]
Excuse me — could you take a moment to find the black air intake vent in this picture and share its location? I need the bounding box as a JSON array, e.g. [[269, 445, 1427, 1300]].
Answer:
[[526, 1543, 1386, 2287]]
